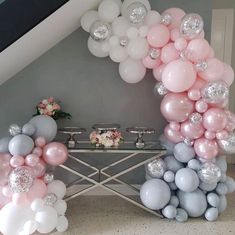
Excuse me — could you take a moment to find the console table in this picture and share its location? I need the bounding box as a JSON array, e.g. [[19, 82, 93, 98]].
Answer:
[[58, 141, 166, 218]]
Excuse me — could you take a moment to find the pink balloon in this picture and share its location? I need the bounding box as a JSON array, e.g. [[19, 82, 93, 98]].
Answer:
[[203, 108, 227, 132], [198, 58, 224, 81], [43, 142, 68, 166], [186, 39, 210, 62], [162, 8, 186, 29], [147, 24, 170, 48], [0, 186, 11, 209], [194, 138, 218, 160], [153, 64, 166, 81], [33, 159, 46, 178], [181, 121, 205, 140], [221, 63, 234, 86], [142, 56, 161, 69], [170, 28, 180, 41], [164, 125, 183, 143], [0, 153, 12, 186], [195, 100, 208, 113], [191, 78, 206, 90], [10, 155, 24, 168], [204, 130, 216, 140], [208, 47, 215, 58], [225, 110, 235, 132], [169, 122, 180, 131], [174, 37, 187, 51], [160, 93, 194, 122], [12, 192, 28, 206], [25, 154, 39, 167], [35, 137, 46, 148], [188, 89, 201, 101], [27, 179, 47, 203], [216, 130, 229, 140], [2, 185, 13, 198], [161, 43, 179, 64], [162, 60, 196, 92], [32, 147, 43, 157]]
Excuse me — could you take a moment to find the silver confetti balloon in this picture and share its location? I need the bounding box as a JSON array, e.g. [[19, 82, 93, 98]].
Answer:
[[189, 112, 203, 124], [126, 2, 147, 24], [8, 166, 34, 193], [90, 20, 112, 42], [146, 158, 167, 178], [198, 162, 222, 184], [43, 173, 54, 184], [183, 138, 194, 146], [180, 13, 204, 39], [149, 48, 161, 60], [201, 81, 229, 104], [161, 13, 172, 26], [8, 124, 22, 136], [218, 132, 235, 154], [44, 193, 58, 206], [154, 82, 168, 96], [195, 60, 208, 72]]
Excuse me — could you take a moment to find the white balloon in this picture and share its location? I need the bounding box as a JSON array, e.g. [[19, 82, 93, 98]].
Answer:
[[112, 16, 130, 36], [31, 198, 44, 212], [23, 220, 38, 234], [109, 45, 128, 62], [47, 180, 66, 199], [98, 0, 120, 22], [81, 10, 99, 32], [121, 0, 151, 16], [127, 27, 139, 39], [127, 37, 149, 59], [35, 206, 58, 234], [109, 35, 119, 46], [139, 25, 149, 37], [101, 41, 111, 52], [119, 58, 146, 83], [145, 10, 161, 27], [54, 200, 67, 215], [56, 216, 69, 233], [87, 37, 109, 58]]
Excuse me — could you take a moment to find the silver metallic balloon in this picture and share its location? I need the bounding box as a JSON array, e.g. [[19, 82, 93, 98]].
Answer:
[[126, 2, 147, 24], [161, 13, 172, 26], [195, 60, 208, 72], [44, 193, 58, 206], [8, 124, 21, 136], [218, 132, 235, 154], [146, 158, 167, 178], [180, 13, 204, 39], [189, 112, 202, 124], [90, 20, 112, 42], [154, 82, 168, 96], [201, 80, 229, 104], [8, 166, 34, 193], [149, 48, 161, 60], [43, 173, 54, 184], [198, 162, 222, 184]]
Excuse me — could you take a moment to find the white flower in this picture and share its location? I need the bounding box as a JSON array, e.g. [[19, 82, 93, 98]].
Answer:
[[46, 104, 53, 112], [42, 99, 48, 105]]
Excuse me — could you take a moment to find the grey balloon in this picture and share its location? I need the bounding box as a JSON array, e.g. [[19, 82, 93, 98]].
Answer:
[[140, 179, 171, 210], [205, 208, 219, 222], [175, 208, 188, 222], [162, 205, 177, 219], [175, 168, 199, 193], [164, 156, 184, 173], [219, 173, 227, 183], [207, 193, 220, 207], [22, 123, 36, 136], [169, 195, 179, 207], [199, 181, 217, 192], [168, 182, 178, 191], [0, 137, 12, 153], [8, 134, 34, 156], [216, 156, 227, 172], [159, 134, 175, 154], [163, 171, 175, 183], [29, 115, 57, 143], [188, 159, 201, 171], [225, 176, 235, 193], [145, 172, 153, 181], [218, 195, 227, 213], [216, 183, 228, 195], [178, 189, 207, 217], [173, 142, 195, 163]]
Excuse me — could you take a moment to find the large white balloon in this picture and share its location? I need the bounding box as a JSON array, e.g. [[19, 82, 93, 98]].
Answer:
[[119, 58, 146, 83], [145, 10, 161, 27], [56, 215, 69, 233], [98, 0, 120, 22], [54, 200, 67, 215], [47, 180, 67, 199], [87, 37, 109, 58], [127, 37, 149, 59], [109, 45, 128, 62], [81, 10, 99, 32], [23, 220, 38, 234], [112, 16, 130, 37]]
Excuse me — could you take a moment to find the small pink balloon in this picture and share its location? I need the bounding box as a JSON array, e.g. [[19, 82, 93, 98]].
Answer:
[[188, 89, 201, 101], [33, 159, 46, 178], [164, 125, 183, 143], [32, 147, 43, 157], [25, 154, 39, 167], [153, 64, 166, 81], [2, 185, 13, 198], [162, 60, 196, 92], [204, 130, 216, 140], [0, 153, 12, 186], [147, 24, 170, 48], [0, 153, 11, 167], [174, 37, 187, 51], [216, 130, 229, 140], [43, 142, 68, 166], [198, 58, 224, 81], [161, 43, 179, 64], [35, 137, 46, 148], [203, 108, 227, 132], [161, 93, 194, 122], [142, 56, 161, 69], [12, 192, 28, 206], [208, 47, 215, 58], [195, 100, 208, 113], [170, 28, 181, 41], [186, 38, 210, 62], [194, 138, 218, 160], [181, 121, 205, 140], [191, 78, 206, 90], [221, 63, 234, 86], [162, 8, 186, 29], [169, 122, 180, 131], [27, 179, 47, 203], [0, 186, 11, 209], [10, 155, 24, 168]]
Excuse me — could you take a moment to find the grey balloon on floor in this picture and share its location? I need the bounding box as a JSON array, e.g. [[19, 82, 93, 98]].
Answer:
[[29, 115, 57, 143], [163, 170, 175, 182], [218, 195, 227, 213], [164, 156, 184, 173], [162, 205, 177, 219], [177, 189, 207, 217], [173, 142, 195, 163], [159, 134, 175, 154], [188, 159, 201, 171], [205, 208, 219, 222], [175, 208, 188, 222], [199, 181, 217, 192], [8, 134, 34, 156], [22, 123, 36, 136], [207, 193, 220, 207], [215, 183, 228, 195], [225, 176, 235, 193], [169, 195, 179, 207], [216, 156, 227, 172], [0, 137, 12, 153], [140, 179, 171, 210]]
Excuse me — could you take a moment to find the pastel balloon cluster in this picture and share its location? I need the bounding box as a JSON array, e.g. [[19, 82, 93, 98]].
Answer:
[[0, 115, 69, 234], [140, 136, 235, 222]]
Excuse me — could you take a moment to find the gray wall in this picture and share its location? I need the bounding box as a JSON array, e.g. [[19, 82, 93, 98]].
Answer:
[[0, 0, 212, 184]]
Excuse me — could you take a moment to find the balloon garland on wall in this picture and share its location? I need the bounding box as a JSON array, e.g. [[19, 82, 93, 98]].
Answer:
[[81, 0, 235, 222]]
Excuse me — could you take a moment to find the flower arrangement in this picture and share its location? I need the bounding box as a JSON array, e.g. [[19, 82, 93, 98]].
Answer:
[[34, 97, 71, 120], [89, 130, 123, 147]]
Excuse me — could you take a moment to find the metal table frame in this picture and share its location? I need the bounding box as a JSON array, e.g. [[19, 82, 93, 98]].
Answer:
[[58, 141, 166, 218]]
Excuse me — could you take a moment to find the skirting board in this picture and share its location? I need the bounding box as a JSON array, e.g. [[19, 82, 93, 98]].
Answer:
[[66, 184, 141, 196]]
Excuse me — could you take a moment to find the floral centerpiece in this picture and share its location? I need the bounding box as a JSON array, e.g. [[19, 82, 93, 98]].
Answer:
[[34, 97, 71, 120]]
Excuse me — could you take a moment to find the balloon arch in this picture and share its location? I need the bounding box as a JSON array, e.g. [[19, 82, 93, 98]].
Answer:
[[0, 0, 235, 234]]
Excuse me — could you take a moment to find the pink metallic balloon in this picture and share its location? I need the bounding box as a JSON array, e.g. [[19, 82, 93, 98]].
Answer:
[[195, 100, 208, 113], [33, 159, 46, 178], [142, 56, 161, 69], [32, 147, 43, 157], [35, 137, 46, 148], [194, 138, 218, 160], [170, 28, 180, 41], [10, 155, 24, 168], [2, 185, 12, 198], [191, 78, 206, 90], [0, 153, 12, 186], [208, 47, 215, 58], [153, 64, 166, 81], [188, 89, 201, 101], [161, 43, 179, 64], [12, 192, 28, 206], [43, 142, 68, 166], [221, 63, 234, 86], [225, 110, 235, 132], [162, 60, 196, 92], [174, 37, 187, 51], [161, 92, 194, 122], [0, 186, 11, 209], [164, 125, 183, 143], [204, 130, 216, 140], [181, 121, 205, 140], [27, 179, 47, 203], [203, 108, 227, 132], [25, 154, 39, 167], [162, 8, 186, 29], [216, 130, 229, 140], [169, 122, 180, 131]]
